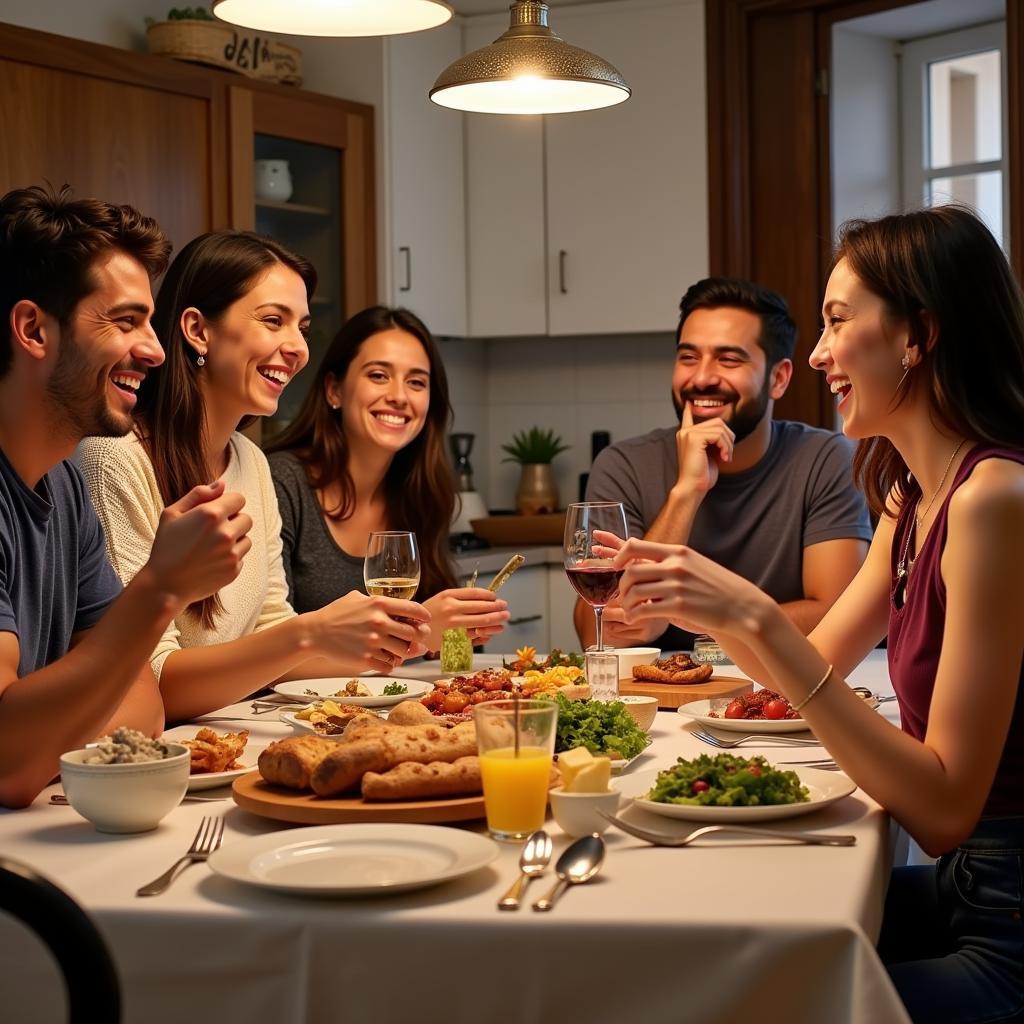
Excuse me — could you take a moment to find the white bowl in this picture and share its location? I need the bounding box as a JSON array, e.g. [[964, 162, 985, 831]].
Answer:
[[610, 647, 661, 680], [549, 787, 622, 837], [59, 744, 190, 833], [617, 695, 658, 731]]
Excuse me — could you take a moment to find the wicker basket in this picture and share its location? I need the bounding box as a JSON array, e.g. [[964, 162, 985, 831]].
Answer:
[[146, 20, 302, 86]]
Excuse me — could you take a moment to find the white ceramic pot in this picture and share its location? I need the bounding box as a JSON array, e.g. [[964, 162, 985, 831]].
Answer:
[[254, 159, 293, 202]]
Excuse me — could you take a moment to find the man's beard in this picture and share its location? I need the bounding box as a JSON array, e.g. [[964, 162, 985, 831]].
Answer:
[[46, 331, 134, 439], [672, 374, 772, 445]]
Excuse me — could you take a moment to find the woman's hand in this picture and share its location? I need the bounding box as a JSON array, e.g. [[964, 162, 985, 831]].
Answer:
[[305, 592, 432, 673], [612, 537, 768, 638], [422, 588, 510, 652]]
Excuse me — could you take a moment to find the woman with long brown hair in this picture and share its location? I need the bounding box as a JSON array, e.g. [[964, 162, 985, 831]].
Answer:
[[79, 233, 429, 721], [604, 206, 1024, 1022], [265, 306, 508, 652]]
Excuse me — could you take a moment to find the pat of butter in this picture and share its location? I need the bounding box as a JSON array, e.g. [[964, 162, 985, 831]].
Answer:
[[567, 757, 611, 794], [558, 747, 594, 788]]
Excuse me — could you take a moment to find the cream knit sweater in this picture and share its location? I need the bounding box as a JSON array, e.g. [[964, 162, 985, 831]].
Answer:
[[78, 431, 295, 679]]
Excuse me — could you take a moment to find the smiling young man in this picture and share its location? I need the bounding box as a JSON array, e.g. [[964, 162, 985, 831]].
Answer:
[[575, 277, 872, 651], [0, 185, 253, 807]]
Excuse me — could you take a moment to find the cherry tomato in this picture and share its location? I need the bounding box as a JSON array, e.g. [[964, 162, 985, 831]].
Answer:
[[763, 699, 789, 720], [443, 692, 471, 714], [691, 779, 710, 794], [723, 699, 746, 719]]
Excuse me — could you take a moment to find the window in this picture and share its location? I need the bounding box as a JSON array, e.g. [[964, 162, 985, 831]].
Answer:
[[901, 21, 1008, 248]]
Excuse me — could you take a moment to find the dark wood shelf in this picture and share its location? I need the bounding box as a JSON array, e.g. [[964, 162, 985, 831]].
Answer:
[[255, 198, 331, 216]]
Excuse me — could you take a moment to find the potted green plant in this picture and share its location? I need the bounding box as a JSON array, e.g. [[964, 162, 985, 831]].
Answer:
[[501, 427, 570, 515]]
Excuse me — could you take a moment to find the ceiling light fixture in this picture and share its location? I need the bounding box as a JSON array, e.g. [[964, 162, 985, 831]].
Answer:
[[430, 1, 630, 115], [212, 0, 453, 37]]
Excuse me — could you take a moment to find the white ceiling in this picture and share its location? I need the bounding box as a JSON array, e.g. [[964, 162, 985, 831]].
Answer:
[[449, 0, 617, 15], [839, 0, 1004, 40]]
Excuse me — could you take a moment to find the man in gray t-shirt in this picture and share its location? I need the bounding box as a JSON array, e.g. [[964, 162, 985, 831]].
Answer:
[[575, 278, 872, 651]]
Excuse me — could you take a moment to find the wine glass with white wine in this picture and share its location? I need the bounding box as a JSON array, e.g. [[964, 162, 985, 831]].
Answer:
[[364, 531, 421, 600]]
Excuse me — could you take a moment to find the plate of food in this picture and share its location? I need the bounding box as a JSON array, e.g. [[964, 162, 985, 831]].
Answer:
[[550, 693, 651, 771], [273, 676, 429, 708], [677, 691, 813, 734], [280, 699, 385, 738], [614, 756, 855, 822], [163, 726, 261, 791], [207, 823, 499, 897]]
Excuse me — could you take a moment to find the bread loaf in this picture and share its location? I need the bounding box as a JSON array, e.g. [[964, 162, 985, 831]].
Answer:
[[361, 755, 482, 800], [258, 735, 335, 790], [386, 700, 436, 726], [310, 721, 478, 797]]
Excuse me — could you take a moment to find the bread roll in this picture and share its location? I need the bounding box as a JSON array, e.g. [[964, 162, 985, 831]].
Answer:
[[387, 700, 436, 726], [258, 736, 335, 790], [310, 721, 478, 797], [361, 756, 482, 800]]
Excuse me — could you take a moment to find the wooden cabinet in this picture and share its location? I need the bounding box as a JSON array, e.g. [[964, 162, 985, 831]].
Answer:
[[464, 0, 708, 337], [385, 24, 467, 337], [226, 84, 376, 433]]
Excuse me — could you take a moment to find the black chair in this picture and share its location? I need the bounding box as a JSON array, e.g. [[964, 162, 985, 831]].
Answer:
[[0, 857, 121, 1023]]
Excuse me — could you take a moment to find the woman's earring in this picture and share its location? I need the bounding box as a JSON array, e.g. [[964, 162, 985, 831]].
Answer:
[[901, 354, 910, 369], [196, 354, 206, 367]]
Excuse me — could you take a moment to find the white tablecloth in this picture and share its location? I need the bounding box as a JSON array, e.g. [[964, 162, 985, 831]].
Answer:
[[0, 651, 910, 1024]]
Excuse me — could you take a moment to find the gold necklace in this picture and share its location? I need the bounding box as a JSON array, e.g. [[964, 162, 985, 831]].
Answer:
[[895, 439, 968, 605], [915, 439, 968, 532]]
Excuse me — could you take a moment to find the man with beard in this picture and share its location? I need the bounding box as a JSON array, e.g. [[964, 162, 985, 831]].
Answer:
[[575, 277, 871, 651], [0, 185, 253, 807]]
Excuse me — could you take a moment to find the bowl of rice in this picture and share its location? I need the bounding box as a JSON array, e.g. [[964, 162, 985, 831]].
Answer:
[[59, 727, 189, 833]]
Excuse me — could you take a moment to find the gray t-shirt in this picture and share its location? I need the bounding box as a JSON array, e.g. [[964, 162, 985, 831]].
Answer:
[[267, 450, 367, 614], [0, 447, 122, 676], [586, 420, 873, 649]]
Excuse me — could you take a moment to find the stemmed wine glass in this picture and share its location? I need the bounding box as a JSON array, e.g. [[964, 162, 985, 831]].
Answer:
[[364, 531, 421, 600], [563, 502, 628, 652]]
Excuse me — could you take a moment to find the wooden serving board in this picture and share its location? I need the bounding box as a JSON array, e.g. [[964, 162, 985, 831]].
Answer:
[[617, 673, 752, 710], [231, 771, 486, 825]]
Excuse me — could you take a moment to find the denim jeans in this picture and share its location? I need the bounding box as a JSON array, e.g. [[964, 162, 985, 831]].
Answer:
[[878, 817, 1024, 1023]]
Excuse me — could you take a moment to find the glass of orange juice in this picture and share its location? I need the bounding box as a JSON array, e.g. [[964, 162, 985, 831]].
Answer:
[[475, 699, 558, 842]]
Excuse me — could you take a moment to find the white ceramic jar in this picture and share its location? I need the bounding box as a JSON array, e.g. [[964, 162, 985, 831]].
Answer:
[[254, 159, 293, 202]]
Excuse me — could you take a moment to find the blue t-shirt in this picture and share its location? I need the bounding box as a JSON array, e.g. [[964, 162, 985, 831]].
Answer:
[[0, 447, 122, 676]]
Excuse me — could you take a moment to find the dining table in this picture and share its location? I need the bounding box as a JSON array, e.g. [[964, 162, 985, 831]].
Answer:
[[0, 649, 911, 1024]]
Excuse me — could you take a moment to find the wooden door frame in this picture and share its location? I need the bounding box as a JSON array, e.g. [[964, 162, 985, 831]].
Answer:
[[706, 0, 1023, 426]]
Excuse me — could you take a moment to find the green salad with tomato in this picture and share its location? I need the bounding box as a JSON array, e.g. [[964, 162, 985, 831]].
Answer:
[[544, 692, 648, 761], [647, 753, 809, 807]]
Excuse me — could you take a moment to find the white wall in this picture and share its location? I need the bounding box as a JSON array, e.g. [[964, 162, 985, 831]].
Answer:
[[831, 27, 901, 232]]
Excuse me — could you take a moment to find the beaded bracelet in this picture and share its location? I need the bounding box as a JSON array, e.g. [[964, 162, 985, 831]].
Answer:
[[792, 664, 834, 713]]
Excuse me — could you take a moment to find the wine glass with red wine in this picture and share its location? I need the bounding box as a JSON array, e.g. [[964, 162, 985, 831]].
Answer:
[[564, 501, 628, 652]]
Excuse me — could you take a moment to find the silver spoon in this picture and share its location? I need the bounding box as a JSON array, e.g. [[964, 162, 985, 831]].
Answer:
[[532, 834, 605, 912], [497, 829, 552, 910]]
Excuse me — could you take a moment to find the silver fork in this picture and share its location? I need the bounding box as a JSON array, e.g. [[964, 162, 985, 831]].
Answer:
[[598, 810, 855, 847], [691, 726, 821, 748], [136, 816, 225, 897]]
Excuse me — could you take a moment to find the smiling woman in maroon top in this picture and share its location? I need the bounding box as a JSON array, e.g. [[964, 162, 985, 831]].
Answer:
[[607, 206, 1024, 1023]]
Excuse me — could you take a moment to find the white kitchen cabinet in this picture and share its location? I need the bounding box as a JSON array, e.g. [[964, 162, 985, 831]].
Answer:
[[463, 0, 708, 338], [546, 566, 581, 653], [386, 24, 467, 337], [486, 563, 548, 653]]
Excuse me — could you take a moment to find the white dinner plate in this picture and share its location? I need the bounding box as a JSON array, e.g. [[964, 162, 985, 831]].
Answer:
[[207, 823, 499, 896], [279, 711, 359, 740], [273, 677, 430, 708], [162, 726, 264, 792], [677, 699, 813, 735], [614, 766, 856, 823]]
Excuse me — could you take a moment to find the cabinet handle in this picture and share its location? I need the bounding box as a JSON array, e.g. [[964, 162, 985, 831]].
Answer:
[[507, 614, 543, 626], [399, 246, 412, 292], [558, 249, 568, 294]]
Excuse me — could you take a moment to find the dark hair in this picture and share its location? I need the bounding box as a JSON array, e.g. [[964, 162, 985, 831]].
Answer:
[[677, 277, 797, 365], [137, 230, 316, 628], [0, 183, 170, 376], [836, 206, 1024, 518], [266, 305, 457, 599]]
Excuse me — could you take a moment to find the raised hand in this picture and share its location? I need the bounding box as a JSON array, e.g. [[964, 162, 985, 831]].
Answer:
[[676, 401, 735, 494], [308, 592, 432, 674], [146, 480, 253, 606], [423, 588, 510, 651]]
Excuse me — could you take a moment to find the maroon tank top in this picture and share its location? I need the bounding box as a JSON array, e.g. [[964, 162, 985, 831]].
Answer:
[[888, 444, 1024, 818]]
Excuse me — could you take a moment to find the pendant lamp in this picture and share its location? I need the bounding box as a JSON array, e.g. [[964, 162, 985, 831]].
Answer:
[[212, 0, 453, 37], [430, 1, 630, 115]]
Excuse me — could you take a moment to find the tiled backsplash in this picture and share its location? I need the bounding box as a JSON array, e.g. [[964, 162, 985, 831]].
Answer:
[[440, 333, 677, 511]]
